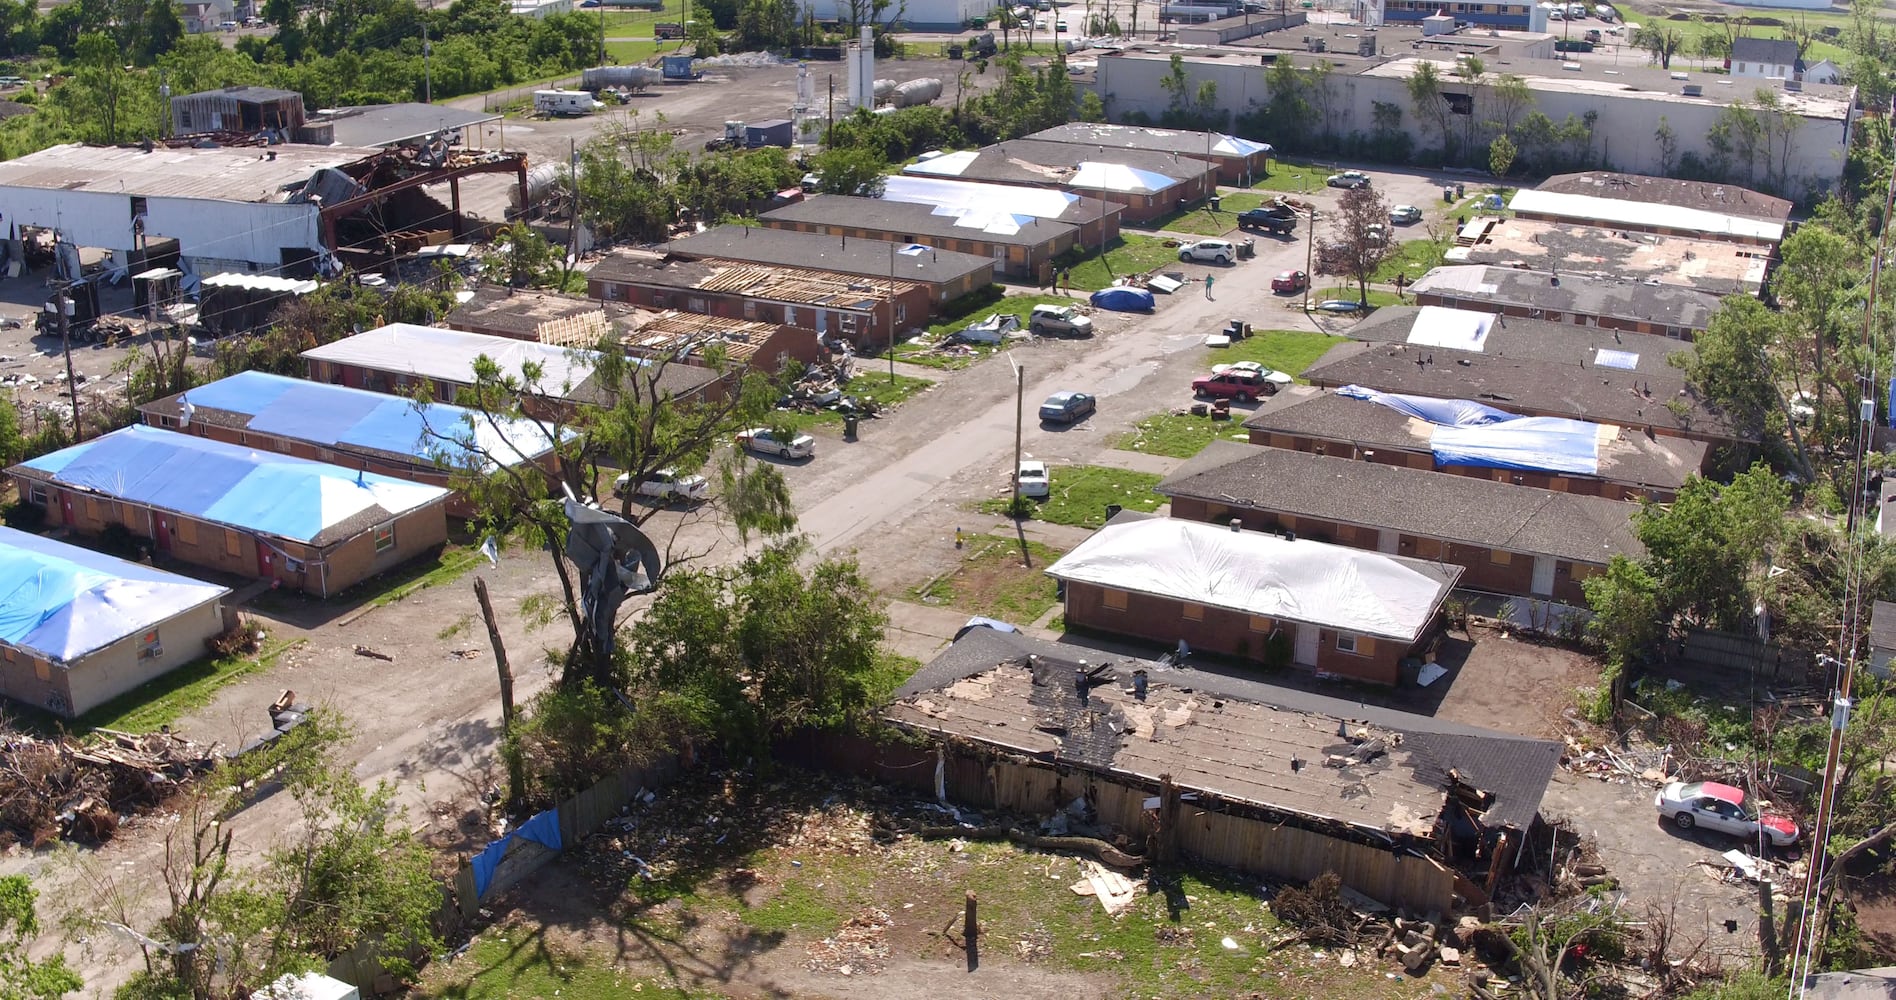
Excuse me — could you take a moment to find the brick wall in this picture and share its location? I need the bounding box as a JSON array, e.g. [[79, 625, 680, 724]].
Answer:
[[1062, 580, 1408, 685]]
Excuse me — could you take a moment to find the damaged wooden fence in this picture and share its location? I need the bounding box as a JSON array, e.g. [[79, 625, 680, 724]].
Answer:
[[782, 732, 1456, 914]]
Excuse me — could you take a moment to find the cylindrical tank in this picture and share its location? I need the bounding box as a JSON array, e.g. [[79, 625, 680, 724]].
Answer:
[[893, 77, 942, 108], [512, 163, 570, 213], [872, 78, 896, 102], [582, 65, 663, 90]]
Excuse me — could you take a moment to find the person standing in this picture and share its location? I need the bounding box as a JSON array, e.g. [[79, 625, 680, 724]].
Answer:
[[1205, 274, 1215, 300]]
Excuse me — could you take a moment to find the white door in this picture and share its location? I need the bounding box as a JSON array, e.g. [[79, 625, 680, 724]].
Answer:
[[1531, 556, 1556, 596], [1294, 625, 1319, 666], [1377, 529, 1398, 554]]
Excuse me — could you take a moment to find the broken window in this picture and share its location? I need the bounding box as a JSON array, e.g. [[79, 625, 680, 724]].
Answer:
[[1443, 92, 1474, 116], [1335, 633, 1359, 654]]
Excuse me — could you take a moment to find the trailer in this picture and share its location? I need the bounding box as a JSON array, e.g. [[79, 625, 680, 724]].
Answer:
[[746, 118, 793, 148], [662, 53, 702, 79], [892, 78, 942, 108], [534, 89, 602, 116]]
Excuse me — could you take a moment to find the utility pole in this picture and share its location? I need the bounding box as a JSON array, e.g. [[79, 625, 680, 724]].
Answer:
[[422, 20, 432, 103], [566, 137, 581, 281], [888, 243, 897, 385], [54, 281, 78, 442], [1010, 355, 1024, 507], [1303, 208, 1317, 311]]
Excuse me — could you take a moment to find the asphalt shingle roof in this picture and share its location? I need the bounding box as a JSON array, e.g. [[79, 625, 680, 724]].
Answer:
[[1348, 305, 1692, 377], [1158, 440, 1644, 565], [760, 194, 1080, 247], [1410, 265, 1725, 330], [663, 225, 998, 285]]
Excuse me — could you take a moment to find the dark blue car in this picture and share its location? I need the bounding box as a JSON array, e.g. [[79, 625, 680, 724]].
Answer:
[[1039, 391, 1097, 424]]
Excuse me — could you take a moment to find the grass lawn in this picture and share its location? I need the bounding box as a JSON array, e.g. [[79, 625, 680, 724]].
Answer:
[[602, 38, 666, 62], [889, 291, 1076, 370], [600, 2, 676, 28], [1205, 329, 1346, 383], [1118, 411, 1251, 459], [979, 465, 1165, 528], [1064, 234, 1188, 291], [46, 638, 305, 736], [1247, 160, 1335, 195], [909, 533, 1064, 624], [416, 934, 703, 998], [1309, 285, 1403, 310], [865, 652, 922, 704], [1372, 236, 1451, 284], [777, 372, 934, 431]]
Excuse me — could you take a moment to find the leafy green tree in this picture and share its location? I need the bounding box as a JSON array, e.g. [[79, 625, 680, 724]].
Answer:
[[1328, 183, 1393, 306], [1405, 60, 1453, 164], [1488, 133, 1516, 181], [811, 144, 888, 197], [0, 391, 22, 468], [630, 535, 889, 752], [0, 876, 80, 998], [1636, 464, 1789, 632], [137, 0, 181, 65], [958, 51, 1076, 144], [734, 0, 796, 50], [1581, 556, 1659, 722], [1669, 296, 1792, 466], [489, 221, 563, 289], [1632, 24, 1684, 68]]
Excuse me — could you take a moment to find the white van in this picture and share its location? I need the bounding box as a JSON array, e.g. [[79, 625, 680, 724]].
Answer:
[[1566, 3, 1586, 17]]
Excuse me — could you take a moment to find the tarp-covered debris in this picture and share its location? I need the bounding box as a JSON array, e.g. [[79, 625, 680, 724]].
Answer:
[[1335, 385, 1602, 476], [1090, 286, 1156, 312]]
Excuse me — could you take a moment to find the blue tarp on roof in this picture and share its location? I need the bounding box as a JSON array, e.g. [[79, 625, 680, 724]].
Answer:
[[22, 426, 450, 544], [1335, 385, 1601, 476], [173, 371, 559, 471], [0, 526, 228, 662]]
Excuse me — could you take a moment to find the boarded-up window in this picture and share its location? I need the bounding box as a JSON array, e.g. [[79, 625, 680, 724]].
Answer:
[[33, 659, 48, 682], [1249, 616, 1272, 633], [1413, 538, 1443, 559], [177, 518, 197, 545], [1102, 588, 1128, 611], [1181, 603, 1204, 622], [1490, 549, 1513, 566], [224, 530, 242, 557], [85, 498, 103, 521]]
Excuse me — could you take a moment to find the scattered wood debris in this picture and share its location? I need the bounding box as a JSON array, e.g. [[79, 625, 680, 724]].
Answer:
[[806, 908, 892, 976], [0, 727, 218, 846]]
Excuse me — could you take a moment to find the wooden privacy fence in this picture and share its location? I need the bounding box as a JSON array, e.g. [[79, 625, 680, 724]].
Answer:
[[1663, 628, 1811, 688], [781, 732, 1456, 914], [324, 755, 682, 994]]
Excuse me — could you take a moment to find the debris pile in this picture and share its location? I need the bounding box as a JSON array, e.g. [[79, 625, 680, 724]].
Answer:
[[0, 727, 219, 846], [806, 908, 892, 976], [1561, 735, 1672, 785]]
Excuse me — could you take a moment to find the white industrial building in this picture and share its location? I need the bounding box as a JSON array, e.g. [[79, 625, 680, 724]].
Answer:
[[802, 0, 987, 30], [1087, 32, 1852, 197]]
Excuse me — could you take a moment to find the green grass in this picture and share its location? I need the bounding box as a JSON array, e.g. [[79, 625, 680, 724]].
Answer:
[[1308, 285, 1403, 310], [1143, 191, 1287, 237], [602, 38, 667, 62], [890, 291, 1076, 370], [910, 533, 1064, 624], [777, 372, 934, 430], [1064, 234, 1190, 291], [362, 544, 488, 610], [979, 464, 1165, 528], [1247, 160, 1334, 195], [1621, 5, 1853, 65], [1205, 329, 1346, 384], [419, 934, 705, 999], [865, 651, 922, 704], [59, 638, 304, 736], [737, 876, 842, 934], [1118, 412, 1251, 459], [1371, 236, 1451, 284]]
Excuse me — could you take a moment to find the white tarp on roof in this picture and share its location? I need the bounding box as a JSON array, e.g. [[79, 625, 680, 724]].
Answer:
[[301, 323, 600, 395], [1211, 133, 1272, 157], [882, 175, 1085, 227], [1406, 305, 1494, 352], [0, 525, 229, 663], [901, 149, 979, 178], [1508, 188, 1785, 243], [1069, 161, 1180, 194], [1045, 518, 1453, 641]]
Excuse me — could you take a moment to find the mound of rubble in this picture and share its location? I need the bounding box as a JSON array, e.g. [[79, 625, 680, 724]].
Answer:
[[0, 727, 218, 846]]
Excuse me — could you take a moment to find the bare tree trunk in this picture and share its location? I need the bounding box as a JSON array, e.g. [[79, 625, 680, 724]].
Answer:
[[475, 575, 527, 812]]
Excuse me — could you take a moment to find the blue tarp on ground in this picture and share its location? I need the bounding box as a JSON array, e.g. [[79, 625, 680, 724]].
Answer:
[[1090, 286, 1155, 312], [471, 807, 564, 898], [0, 526, 228, 662], [22, 425, 449, 543], [176, 371, 559, 472], [1335, 384, 1602, 476]]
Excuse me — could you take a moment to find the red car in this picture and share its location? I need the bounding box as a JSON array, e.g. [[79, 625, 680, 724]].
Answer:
[[1192, 369, 1282, 402], [1271, 269, 1308, 294]]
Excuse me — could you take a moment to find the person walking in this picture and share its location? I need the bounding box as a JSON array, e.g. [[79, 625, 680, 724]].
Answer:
[[1204, 274, 1215, 300]]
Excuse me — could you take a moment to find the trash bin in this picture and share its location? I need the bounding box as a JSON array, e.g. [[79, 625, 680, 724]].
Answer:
[[948, 43, 964, 58], [844, 414, 860, 439], [1237, 238, 1256, 259], [1455, 182, 1466, 198], [1209, 195, 1222, 212], [1443, 186, 1454, 202]]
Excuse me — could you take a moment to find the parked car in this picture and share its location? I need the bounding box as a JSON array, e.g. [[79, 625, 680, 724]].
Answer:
[[1389, 204, 1423, 225], [735, 427, 816, 459], [1177, 239, 1237, 264], [1584, 28, 1601, 42], [1039, 391, 1097, 424], [1193, 369, 1281, 401], [1326, 170, 1371, 189], [0, 76, 24, 88], [1271, 269, 1308, 294], [1056, 19, 1069, 30], [1028, 303, 1094, 337], [1208, 361, 1294, 387], [1366, 223, 1388, 244], [613, 469, 708, 502], [1314, 299, 1365, 314], [1238, 206, 1297, 235], [1017, 460, 1050, 499], [1654, 781, 1799, 847]]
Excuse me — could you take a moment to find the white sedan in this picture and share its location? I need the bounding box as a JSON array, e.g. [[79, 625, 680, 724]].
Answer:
[[1017, 460, 1050, 499], [735, 427, 815, 460], [1654, 781, 1799, 847], [613, 469, 708, 503]]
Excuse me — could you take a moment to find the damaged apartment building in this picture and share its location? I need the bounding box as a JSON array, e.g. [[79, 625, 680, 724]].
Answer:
[[0, 139, 525, 281]]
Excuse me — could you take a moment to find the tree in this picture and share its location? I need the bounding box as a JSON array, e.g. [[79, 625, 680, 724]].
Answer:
[[1404, 60, 1453, 164], [1632, 24, 1685, 69], [0, 877, 80, 998], [629, 534, 889, 752], [138, 0, 182, 64], [1454, 55, 1486, 161], [1670, 297, 1803, 472], [811, 144, 888, 197], [1636, 464, 1790, 632], [1488, 133, 1516, 182], [1654, 115, 1678, 175], [1329, 184, 1394, 306], [1487, 72, 1530, 135], [734, 0, 796, 50], [489, 221, 563, 289], [1582, 556, 1659, 723]]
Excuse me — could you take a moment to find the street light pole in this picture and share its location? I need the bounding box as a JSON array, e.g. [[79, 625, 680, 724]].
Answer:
[[1010, 355, 1024, 507], [1303, 209, 1317, 312], [889, 243, 897, 385]]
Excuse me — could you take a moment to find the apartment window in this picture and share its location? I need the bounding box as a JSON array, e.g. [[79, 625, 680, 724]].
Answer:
[[26, 484, 43, 505], [686, 297, 706, 312], [1491, 549, 1513, 566], [784, 306, 799, 326], [1249, 615, 1273, 633], [1181, 603, 1204, 622], [743, 299, 758, 319], [177, 518, 197, 545], [895, 302, 908, 323], [138, 629, 162, 660], [1102, 588, 1128, 611], [374, 523, 396, 553], [224, 530, 241, 557], [1335, 633, 1359, 654]]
